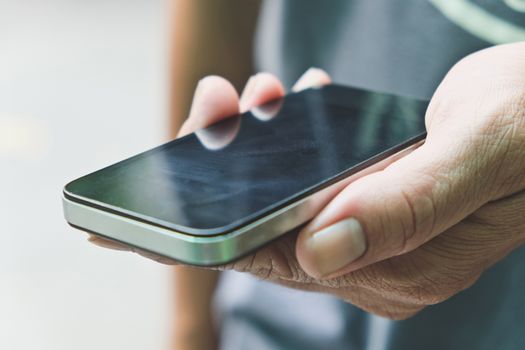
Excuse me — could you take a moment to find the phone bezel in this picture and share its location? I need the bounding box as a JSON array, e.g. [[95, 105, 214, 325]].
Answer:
[[63, 84, 429, 237]]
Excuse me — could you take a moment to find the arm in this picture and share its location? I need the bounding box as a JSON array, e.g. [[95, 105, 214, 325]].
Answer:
[[168, 1, 261, 349], [172, 267, 220, 350]]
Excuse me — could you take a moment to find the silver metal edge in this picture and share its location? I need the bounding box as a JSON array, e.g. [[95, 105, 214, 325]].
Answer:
[[62, 193, 311, 266]]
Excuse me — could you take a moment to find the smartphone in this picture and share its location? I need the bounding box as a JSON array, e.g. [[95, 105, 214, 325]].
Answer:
[[63, 85, 428, 266]]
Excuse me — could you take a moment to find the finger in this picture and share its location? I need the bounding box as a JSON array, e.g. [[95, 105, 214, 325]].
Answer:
[[88, 234, 179, 264], [291, 67, 331, 93], [184, 73, 286, 150], [296, 133, 495, 279], [88, 234, 131, 251], [239, 72, 285, 113], [132, 248, 179, 265], [178, 76, 240, 137]]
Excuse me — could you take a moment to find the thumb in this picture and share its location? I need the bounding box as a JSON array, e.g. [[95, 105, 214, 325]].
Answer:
[[296, 136, 492, 279]]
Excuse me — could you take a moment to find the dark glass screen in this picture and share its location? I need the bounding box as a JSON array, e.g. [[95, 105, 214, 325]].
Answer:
[[65, 85, 428, 235]]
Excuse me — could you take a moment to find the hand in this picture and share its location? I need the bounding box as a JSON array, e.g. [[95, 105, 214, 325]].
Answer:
[[90, 42, 525, 320]]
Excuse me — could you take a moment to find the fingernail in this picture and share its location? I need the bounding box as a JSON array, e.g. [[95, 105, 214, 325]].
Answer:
[[239, 74, 258, 112], [306, 218, 366, 277]]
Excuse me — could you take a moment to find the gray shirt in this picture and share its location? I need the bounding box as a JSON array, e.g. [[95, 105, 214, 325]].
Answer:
[[216, 1, 525, 349]]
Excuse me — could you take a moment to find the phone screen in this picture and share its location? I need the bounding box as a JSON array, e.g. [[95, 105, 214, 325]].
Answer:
[[65, 85, 428, 235]]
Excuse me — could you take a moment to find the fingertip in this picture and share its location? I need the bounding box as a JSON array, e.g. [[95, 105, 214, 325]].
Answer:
[[239, 72, 285, 112], [292, 67, 332, 92], [296, 218, 367, 280], [180, 75, 240, 137]]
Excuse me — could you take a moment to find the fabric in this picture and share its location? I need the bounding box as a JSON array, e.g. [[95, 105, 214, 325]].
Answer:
[[215, 1, 525, 349]]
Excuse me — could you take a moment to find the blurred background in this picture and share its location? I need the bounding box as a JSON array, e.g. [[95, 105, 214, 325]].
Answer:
[[0, 0, 173, 349]]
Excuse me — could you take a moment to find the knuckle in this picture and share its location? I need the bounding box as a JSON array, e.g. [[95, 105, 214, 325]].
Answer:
[[397, 177, 440, 252], [274, 238, 303, 280], [398, 187, 420, 251]]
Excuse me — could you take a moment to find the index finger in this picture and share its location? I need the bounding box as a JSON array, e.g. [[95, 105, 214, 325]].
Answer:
[[177, 76, 240, 138]]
